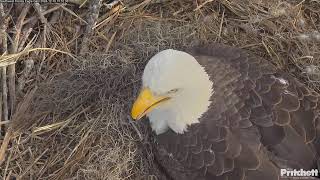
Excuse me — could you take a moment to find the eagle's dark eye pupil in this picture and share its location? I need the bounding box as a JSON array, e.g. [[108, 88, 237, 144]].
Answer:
[[169, 89, 178, 93]]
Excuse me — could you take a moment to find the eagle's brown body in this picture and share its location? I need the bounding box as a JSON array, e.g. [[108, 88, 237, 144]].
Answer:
[[153, 44, 320, 180]]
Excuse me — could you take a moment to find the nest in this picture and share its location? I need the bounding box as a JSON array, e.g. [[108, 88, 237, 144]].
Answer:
[[0, 0, 319, 179]]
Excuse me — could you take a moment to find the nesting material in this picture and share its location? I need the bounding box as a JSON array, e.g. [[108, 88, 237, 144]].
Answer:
[[0, 0, 319, 179]]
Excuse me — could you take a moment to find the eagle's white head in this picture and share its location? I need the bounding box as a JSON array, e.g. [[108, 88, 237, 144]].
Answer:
[[131, 49, 213, 135]]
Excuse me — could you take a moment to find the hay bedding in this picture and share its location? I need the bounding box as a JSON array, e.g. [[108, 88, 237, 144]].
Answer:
[[0, 0, 319, 179]]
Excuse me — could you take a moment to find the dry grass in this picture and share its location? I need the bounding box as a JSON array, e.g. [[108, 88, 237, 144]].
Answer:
[[0, 0, 319, 179]]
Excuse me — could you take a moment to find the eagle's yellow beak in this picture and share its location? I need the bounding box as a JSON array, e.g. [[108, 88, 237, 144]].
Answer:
[[131, 88, 170, 120]]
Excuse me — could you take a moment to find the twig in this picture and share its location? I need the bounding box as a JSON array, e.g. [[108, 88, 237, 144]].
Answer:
[[0, 4, 5, 135], [3, 132, 12, 179], [4, 170, 12, 180], [0, 4, 9, 131], [79, 0, 89, 8], [9, 5, 31, 116], [11, 5, 30, 53], [94, 6, 121, 30], [7, 66, 14, 117], [17, 59, 34, 93], [2, 67, 8, 123], [18, 149, 49, 179], [0, 4, 9, 54], [127, 116, 143, 141], [59, 5, 87, 24], [194, 0, 215, 11], [16, 14, 39, 94], [18, 7, 40, 53], [0, 120, 9, 125], [0, 47, 77, 67], [79, 0, 102, 55], [216, 9, 225, 41], [33, 3, 48, 24], [0, 129, 12, 165], [33, 3, 50, 52], [105, 31, 117, 53], [22, 5, 61, 26], [127, 0, 152, 11], [8, 4, 30, 116], [17, 27, 33, 53]]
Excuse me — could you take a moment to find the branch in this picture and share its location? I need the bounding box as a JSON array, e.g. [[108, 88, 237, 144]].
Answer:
[[79, 0, 102, 55], [0, 4, 9, 134], [8, 5, 31, 117]]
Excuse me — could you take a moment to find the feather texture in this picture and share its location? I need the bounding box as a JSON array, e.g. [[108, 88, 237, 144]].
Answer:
[[152, 44, 320, 180]]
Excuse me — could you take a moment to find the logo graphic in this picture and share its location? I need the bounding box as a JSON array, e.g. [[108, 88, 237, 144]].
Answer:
[[281, 169, 318, 179]]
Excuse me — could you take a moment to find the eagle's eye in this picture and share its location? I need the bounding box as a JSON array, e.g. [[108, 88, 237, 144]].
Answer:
[[167, 88, 179, 94]]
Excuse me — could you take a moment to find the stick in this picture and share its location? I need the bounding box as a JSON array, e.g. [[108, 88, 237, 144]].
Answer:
[[33, 3, 48, 24], [0, 4, 9, 134], [79, 0, 102, 55], [0, 129, 12, 165], [8, 5, 30, 117], [7, 66, 14, 117], [22, 5, 61, 26], [194, 0, 215, 11], [2, 67, 8, 123]]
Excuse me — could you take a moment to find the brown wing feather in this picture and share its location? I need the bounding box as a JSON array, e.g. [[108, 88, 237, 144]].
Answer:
[[153, 44, 320, 180]]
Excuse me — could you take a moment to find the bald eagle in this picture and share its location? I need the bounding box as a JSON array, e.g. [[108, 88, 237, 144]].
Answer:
[[131, 44, 320, 180]]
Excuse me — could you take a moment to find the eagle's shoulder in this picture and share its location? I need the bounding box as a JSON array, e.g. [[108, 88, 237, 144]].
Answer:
[[153, 44, 320, 180]]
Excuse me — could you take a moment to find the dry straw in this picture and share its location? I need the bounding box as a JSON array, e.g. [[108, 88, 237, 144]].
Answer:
[[0, 0, 319, 179]]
